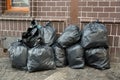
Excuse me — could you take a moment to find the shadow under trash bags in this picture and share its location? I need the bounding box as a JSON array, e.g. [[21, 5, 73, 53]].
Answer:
[[8, 20, 110, 73]]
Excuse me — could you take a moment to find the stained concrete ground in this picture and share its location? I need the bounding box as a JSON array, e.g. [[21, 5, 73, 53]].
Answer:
[[0, 57, 120, 80]]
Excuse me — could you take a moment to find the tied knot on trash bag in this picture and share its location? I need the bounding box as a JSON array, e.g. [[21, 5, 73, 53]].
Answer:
[[81, 20, 108, 49], [57, 24, 81, 48]]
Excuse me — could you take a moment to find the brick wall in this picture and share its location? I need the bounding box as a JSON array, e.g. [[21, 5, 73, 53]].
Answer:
[[0, 0, 120, 63], [78, 0, 120, 23]]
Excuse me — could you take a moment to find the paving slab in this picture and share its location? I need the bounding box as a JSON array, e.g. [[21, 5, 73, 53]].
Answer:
[[0, 57, 120, 80]]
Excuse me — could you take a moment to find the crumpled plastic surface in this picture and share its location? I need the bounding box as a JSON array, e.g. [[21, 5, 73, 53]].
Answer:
[[53, 43, 66, 67], [66, 44, 85, 69], [81, 22, 108, 49], [27, 45, 56, 72], [42, 22, 56, 46], [8, 41, 28, 70], [22, 27, 43, 48], [57, 25, 81, 48], [85, 48, 110, 70]]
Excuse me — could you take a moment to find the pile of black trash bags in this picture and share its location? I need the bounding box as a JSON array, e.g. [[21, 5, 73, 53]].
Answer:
[[8, 20, 110, 72]]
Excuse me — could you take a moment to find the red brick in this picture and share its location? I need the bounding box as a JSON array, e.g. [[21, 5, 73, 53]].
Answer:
[[57, 2, 65, 6], [56, 12, 65, 16], [38, 12, 47, 16], [42, 7, 51, 11], [78, 2, 86, 6], [2, 21, 5, 30], [98, 13, 109, 17], [105, 24, 111, 35], [108, 36, 113, 46], [8, 31, 12, 36], [116, 48, 120, 58], [116, 8, 120, 12], [3, 31, 7, 36], [61, 7, 67, 11], [82, 7, 92, 12], [47, 2, 55, 6], [14, 21, 17, 30], [111, 2, 120, 6], [88, 2, 98, 6], [52, 7, 61, 11], [110, 57, 118, 62], [37, 7, 41, 11], [47, 12, 55, 16], [87, 13, 97, 17], [114, 36, 119, 47], [110, 13, 120, 18], [82, 12, 87, 17], [104, 7, 115, 12], [99, 2, 109, 6], [111, 24, 117, 35], [93, 7, 103, 12], [43, 0, 50, 1], [117, 24, 120, 35], [109, 47, 115, 57], [52, 22, 59, 32]]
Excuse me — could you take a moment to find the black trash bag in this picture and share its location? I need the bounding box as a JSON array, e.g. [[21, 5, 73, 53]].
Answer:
[[8, 40, 28, 70], [31, 19, 38, 27], [27, 45, 56, 72], [81, 21, 108, 49], [85, 48, 110, 70], [52, 43, 66, 67], [42, 22, 56, 46], [57, 25, 81, 48], [22, 20, 43, 48], [66, 44, 85, 69]]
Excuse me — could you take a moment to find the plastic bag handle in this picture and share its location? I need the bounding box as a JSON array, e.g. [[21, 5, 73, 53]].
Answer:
[[90, 19, 99, 32], [45, 21, 51, 26], [92, 19, 99, 23], [31, 19, 38, 27]]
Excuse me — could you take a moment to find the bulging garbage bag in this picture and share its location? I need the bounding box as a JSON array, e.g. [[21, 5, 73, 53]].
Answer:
[[22, 26, 43, 48], [81, 21, 108, 49], [85, 48, 110, 70], [27, 45, 56, 72], [57, 25, 81, 48], [42, 22, 57, 46], [8, 40, 28, 70], [53, 43, 66, 67], [66, 44, 85, 69]]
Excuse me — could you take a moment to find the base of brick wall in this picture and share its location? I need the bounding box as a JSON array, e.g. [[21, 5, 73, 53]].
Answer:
[[0, 48, 8, 57]]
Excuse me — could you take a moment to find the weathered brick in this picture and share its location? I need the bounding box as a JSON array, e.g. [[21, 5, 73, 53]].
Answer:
[[108, 36, 113, 46], [98, 13, 109, 17], [111, 24, 117, 35], [93, 7, 103, 12], [99, 2, 109, 6], [104, 7, 115, 12], [111, 2, 120, 6], [114, 36, 119, 47], [82, 7, 92, 12], [88, 2, 98, 6]]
